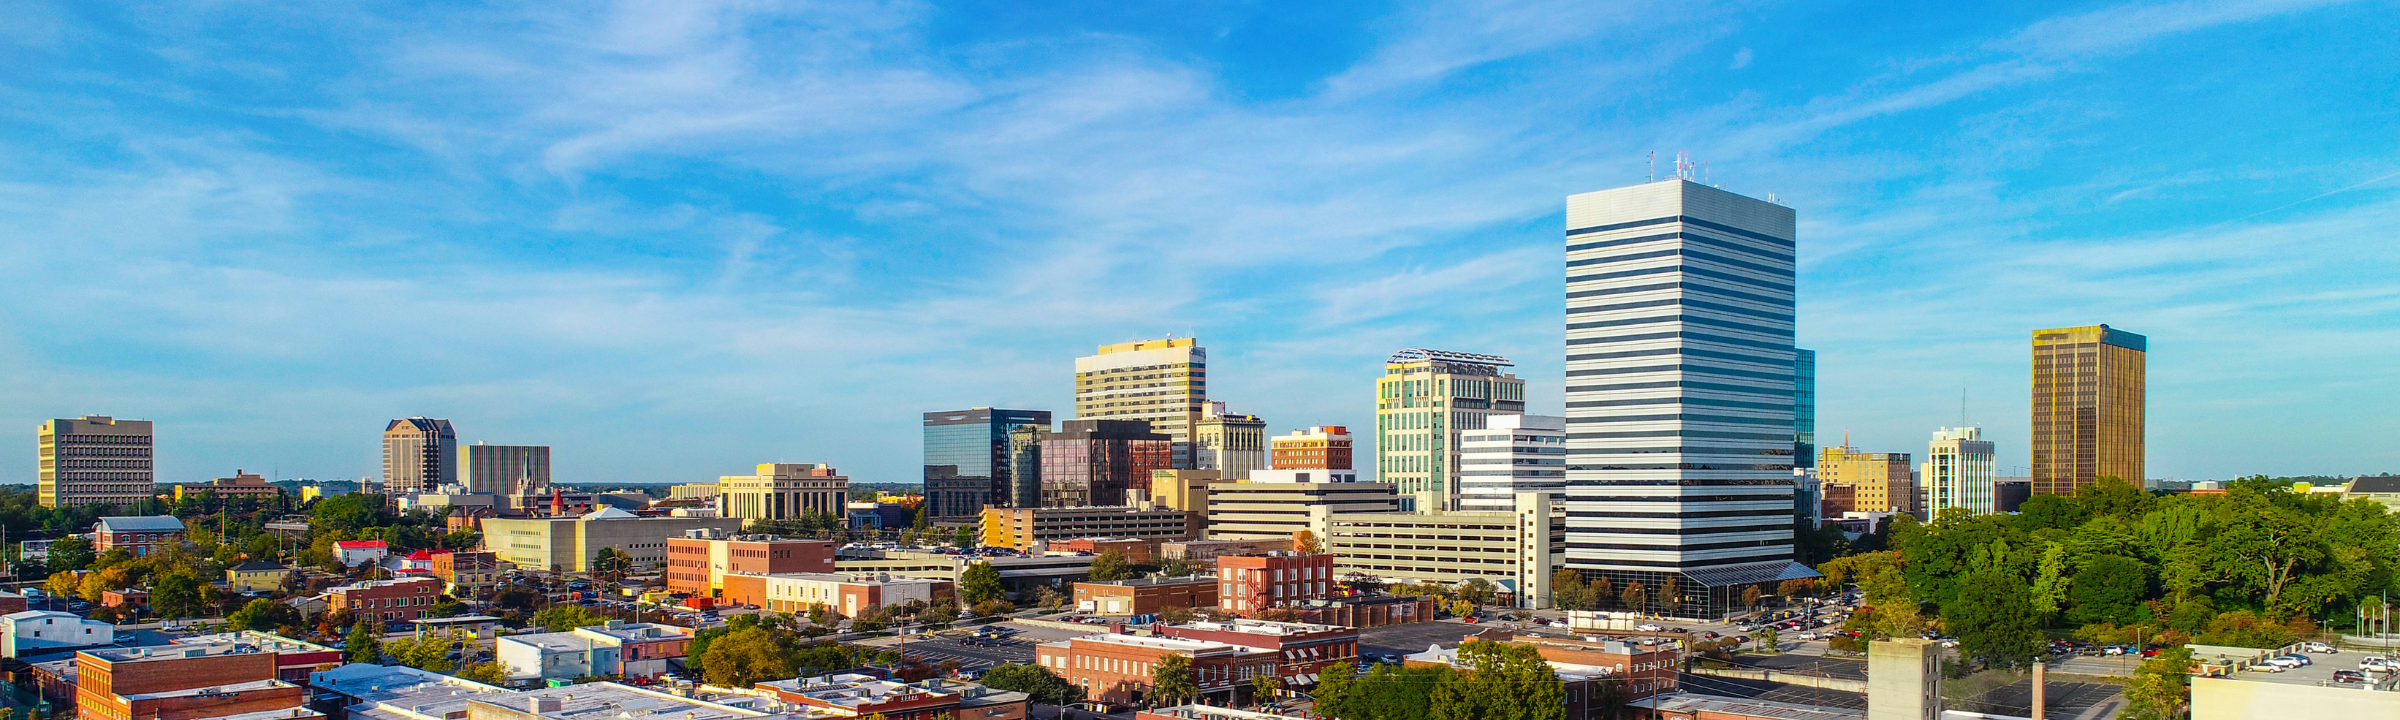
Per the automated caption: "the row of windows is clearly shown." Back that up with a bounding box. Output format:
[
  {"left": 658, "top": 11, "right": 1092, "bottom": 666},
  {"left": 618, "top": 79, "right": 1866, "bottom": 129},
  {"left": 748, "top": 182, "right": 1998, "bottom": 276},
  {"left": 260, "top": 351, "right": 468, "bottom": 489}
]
[
  {"left": 1565, "top": 229, "right": 1792, "bottom": 265},
  {"left": 1567, "top": 346, "right": 1792, "bottom": 369},
  {"left": 1566, "top": 263, "right": 1795, "bottom": 295}
]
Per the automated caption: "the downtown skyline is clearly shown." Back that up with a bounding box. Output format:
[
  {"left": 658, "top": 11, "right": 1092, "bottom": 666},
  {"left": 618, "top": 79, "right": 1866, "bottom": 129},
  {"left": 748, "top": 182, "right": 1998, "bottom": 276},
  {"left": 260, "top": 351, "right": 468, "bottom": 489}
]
[{"left": 3, "top": 1, "right": 2397, "bottom": 486}]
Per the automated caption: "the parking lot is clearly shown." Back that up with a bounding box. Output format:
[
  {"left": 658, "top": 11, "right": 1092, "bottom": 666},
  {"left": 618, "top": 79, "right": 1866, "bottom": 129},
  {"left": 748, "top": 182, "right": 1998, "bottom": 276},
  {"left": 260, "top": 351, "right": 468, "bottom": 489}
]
[{"left": 1357, "top": 619, "right": 1503, "bottom": 659}]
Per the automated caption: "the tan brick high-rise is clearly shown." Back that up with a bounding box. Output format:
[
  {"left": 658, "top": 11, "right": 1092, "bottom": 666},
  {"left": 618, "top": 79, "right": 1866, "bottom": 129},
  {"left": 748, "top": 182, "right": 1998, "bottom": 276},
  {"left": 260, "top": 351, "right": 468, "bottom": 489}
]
[
  {"left": 1075, "top": 338, "right": 1206, "bottom": 469},
  {"left": 2031, "top": 325, "right": 2145, "bottom": 497}
]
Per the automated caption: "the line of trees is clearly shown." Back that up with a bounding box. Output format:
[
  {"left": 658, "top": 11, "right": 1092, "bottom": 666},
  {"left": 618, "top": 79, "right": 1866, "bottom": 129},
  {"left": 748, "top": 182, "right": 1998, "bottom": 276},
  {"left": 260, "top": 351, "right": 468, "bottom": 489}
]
[
  {"left": 1818, "top": 476, "right": 2400, "bottom": 716},
  {"left": 1313, "top": 641, "right": 1570, "bottom": 720}
]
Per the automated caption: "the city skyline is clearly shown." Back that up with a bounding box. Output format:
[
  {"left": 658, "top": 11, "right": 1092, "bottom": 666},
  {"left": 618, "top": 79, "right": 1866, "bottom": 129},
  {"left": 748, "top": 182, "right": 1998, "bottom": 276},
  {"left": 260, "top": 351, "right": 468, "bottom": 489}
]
[{"left": 4, "top": 2, "right": 2397, "bottom": 486}]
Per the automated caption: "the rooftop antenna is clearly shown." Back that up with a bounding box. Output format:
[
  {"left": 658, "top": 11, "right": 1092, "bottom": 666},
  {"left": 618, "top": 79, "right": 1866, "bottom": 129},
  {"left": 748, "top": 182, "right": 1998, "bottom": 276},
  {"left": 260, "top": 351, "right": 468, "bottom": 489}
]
[{"left": 1647, "top": 151, "right": 1655, "bottom": 183}]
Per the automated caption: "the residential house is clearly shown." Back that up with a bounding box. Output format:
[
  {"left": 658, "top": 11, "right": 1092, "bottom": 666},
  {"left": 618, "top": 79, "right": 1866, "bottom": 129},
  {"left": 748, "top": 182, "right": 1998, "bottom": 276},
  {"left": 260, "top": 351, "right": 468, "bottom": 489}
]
[{"left": 228, "top": 561, "right": 295, "bottom": 594}]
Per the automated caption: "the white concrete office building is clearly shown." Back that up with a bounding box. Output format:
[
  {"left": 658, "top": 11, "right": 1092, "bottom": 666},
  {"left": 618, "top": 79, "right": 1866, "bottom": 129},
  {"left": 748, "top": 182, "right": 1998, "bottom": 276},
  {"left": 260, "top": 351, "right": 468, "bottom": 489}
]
[
  {"left": 1562, "top": 179, "right": 1814, "bottom": 618},
  {"left": 1457, "top": 415, "right": 1567, "bottom": 511},
  {"left": 1924, "top": 427, "right": 1997, "bottom": 516}
]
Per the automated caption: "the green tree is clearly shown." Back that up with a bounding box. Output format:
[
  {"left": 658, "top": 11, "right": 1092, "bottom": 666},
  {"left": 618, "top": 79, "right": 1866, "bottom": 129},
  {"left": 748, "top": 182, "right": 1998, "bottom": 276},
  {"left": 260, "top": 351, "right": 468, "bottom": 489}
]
[
  {"left": 1150, "top": 653, "right": 1198, "bottom": 706},
  {"left": 346, "top": 622, "right": 383, "bottom": 664},
  {"left": 228, "top": 598, "right": 298, "bottom": 631},
  {"left": 245, "top": 533, "right": 282, "bottom": 561},
  {"left": 960, "top": 561, "right": 1004, "bottom": 605},
  {"left": 1313, "top": 662, "right": 1360, "bottom": 719},
  {"left": 1760, "top": 626, "right": 1780, "bottom": 652},
  {"left": 700, "top": 627, "right": 791, "bottom": 687},
  {"left": 2029, "top": 542, "right": 2071, "bottom": 624},
  {"left": 456, "top": 662, "right": 509, "bottom": 686},
  {"left": 1088, "top": 550, "right": 1132, "bottom": 582},
  {"left": 533, "top": 605, "right": 607, "bottom": 632},
  {"left": 1251, "top": 675, "right": 1283, "bottom": 707},
  {"left": 2068, "top": 555, "right": 2147, "bottom": 626},
  {"left": 45, "top": 571, "right": 79, "bottom": 601},
  {"left": 1949, "top": 563, "right": 2043, "bottom": 669},
  {"left": 2121, "top": 647, "right": 2194, "bottom": 720},
  {"left": 952, "top": 526, "right": 977, "bottom": 549},
  {"left": 386, "top": 632, "right": 459, "bottom": 673},
  {"left": 1458, "top": 578, "right": 1496, "bottom": 607},
  {"left": 313, "top": 495, "right": 383, "bottom": 534},
  {"left": 1619, "top": 583, "right": 1646, "bottom": 613},
  {"left": 1161, "top": 557, "right": 1199, "bottom": 578},
  {"left": 1550, "top": 569, "right": 1588, "bottom": 612},
  {"left": 1429, "top": 641, "right": 1564, "bottom": 720},
  {"left": 1356, "top": 665, "right": 1447, "bottom": 720},
  {"left": 981, "top": 663, "right": 1083, "bottom": 706},
  {"left": 47, "top": 536, "right": 94, "bottom": 573},
  {"left": 155, "top": 572, "right": 203, "bottom": 620}
]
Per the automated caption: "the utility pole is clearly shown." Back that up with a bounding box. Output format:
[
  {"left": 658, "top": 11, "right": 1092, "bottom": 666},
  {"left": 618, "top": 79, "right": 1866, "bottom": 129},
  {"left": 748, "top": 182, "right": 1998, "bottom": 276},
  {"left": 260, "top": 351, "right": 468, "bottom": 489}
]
[{"left": 2032, "top": 656, "right": 2046, "bottom": 719}]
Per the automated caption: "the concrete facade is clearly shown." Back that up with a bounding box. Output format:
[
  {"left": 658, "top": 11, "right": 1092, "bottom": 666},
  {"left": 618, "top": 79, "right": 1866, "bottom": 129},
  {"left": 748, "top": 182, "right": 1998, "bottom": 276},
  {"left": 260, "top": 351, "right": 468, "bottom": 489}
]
[
  {"left": 40, "top": 415, "right": 154, "bottom": 509},
  {"left": 718, "top": 463, "right": 848, "bottom": 522},
  {"left": 1325, "top": 491, "right": 1564, "bottom": 608},
  {"left": 382, "top": 418, "right": 458, "bottom": 496},
  {"left": 1865, "top": 639, "right": 1939, "bottom": 720},
  {"left": 1455, "top": 414, "right": 1566, "bottom": 511},
  {"left": 1075, "top": 338, "right": 1207, "bottom": 469},
  {"left": 481, "top": 509, "right": 743, "bottom": 572},
  {"left": 1923, "top": 427, "right": 1996, "bottom": 516},
  {"left": 460, "top": 444, "right": 550, "bottom": 496},
  {"left": 1376, "top": 350, "right": 1525, "bottom": 511},
  {"left": 662, "top": 530, "right": 837, "bottom": 598},
  {"left": 1201, "top": 477, "right": 1398, "bottom": 542}
]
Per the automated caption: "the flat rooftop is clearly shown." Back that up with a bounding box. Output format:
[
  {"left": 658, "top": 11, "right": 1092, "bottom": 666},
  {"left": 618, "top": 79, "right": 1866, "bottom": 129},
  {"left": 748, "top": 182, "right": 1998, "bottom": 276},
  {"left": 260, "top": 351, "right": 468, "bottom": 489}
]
[
  {"left": 82, "top": 642, "right": 269, "bottom": 663},
  {"left": 1081, "top": 576, "right": 1217, "bottom": 588},
  {"left": 1637, "top": 693, "right": 1866, "bottom": 720},
  {"left": 1170, "top": 619, "right": 1343, "bottom": 636},
  {"left": 472, "top": 682, "right": 770, "bottom": 720},
  {"left": 1053, "top": 633, "right": 1264, "bottom": 657},
  {"left": 310, "top": 663, "right": 510, "bottom": 720},
  {"left": 759, "top": 673, "right": 951, "bottom": 710},
  {"left": 173, "top": 632, "right": 337, "bottom": 654},
  {"left": 122, "top": 679, "right": 293, "bottom": 701},
  {"left": 189, "top": 708, "right": 324, "bottom": 720}
]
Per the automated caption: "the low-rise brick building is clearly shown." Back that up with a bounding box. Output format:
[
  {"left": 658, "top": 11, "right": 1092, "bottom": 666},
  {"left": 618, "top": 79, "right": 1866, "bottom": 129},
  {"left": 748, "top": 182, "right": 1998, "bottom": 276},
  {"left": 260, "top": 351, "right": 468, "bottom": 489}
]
[
  {"left": 1214, "top": 552, "right": 1334, "bottom": 616},
  {"left": 327, "top": 578, "right": 442, "bottom": 623},
  {"left": 76, "top": 643, "right": 283, "bottom": 720},
  {"left": 94, "top": 516, "right": 185, "bottom": 557},
  {"left": 663, "top": 530, "right": 837, "bottom": 599},
  {"left": 1033, "top": 633, "right": 1279, "bottom": 709},
  {"left": 755, "top": 674, "right": 960, "bottom": 720},
  {"left": 1295, "top": 594, "right": 1437, "bottom": 628},
  {"left": 1073, "top": 576, "right": 1218, "bottom": 616},
  {"left": 1405, "top": 631, "right": 1681, "bottom": 717},
  {"left": 1156, "top": 619, "right": 1357, "bottom": 689},
  {"left": 720, "top": 572, "right": 952, "bottom": 618}
]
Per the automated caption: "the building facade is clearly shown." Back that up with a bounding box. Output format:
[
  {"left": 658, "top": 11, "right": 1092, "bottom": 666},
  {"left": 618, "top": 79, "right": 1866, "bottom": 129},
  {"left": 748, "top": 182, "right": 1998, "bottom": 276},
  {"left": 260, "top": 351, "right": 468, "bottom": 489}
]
[
  {"left": 1455, "top": 415, "right": 1566, "bottom": 511},
  {"left": 328, "top": 577, "right": 443, "bottom": 623},
  {"left": 978, "top": 507, "right": 1197, "bottom": 552},
  {"left": 1561, "top": 179, "right": 1809, "bottom": 618},
  {"left": 1215, "top": 552, "right": 1334, "bottom": 616},
  {"left": 1156, "top": 619, "right": 1357, "bottom": 690},
  {"left": 1924, "top": 426, "right": 1996, "bottom": 516},
  {"left": 482, "top": 509, "right": 744, "bottom": 572},
  {"left": 1, "top": 611, "right": 112, "bottom": 657},
  {"left": 1192, "top": 403, "right": 1267, "bottom": 480},
  {"left": 1375, "top": 349, "right": 1525, "bottom": 511},
  {"left": 1033, "top": 634, "right": 1278, "bottom": 708},
  {"left": 1268, "top": 426, "right": 1352, "bottom": 470},
  {"left": 460, "top": 443, "right": 550, "bottom": 496},
  {"left": 428, "top": 550, "right": 503, "bottom": 599},
  {"left": 174, "top": 470, "right": 280, "bottom": 504},
  {"left": 924, "top": 408, "right": 1053, "bottom": 518},
  {"left": 662, "top": 530, "right": 838, "bottom": 598},
  {"left": 1818, "top": 444, "right": 1917, "bottom": 516},
  {"left": 1075, "top": 338, "right": 1207, "bottom": 469},
  {"left": 1038, "top": 420, "right": 1172, "bottom": 508},
  {"left": 721, "top": 572, "right": 952, "bottom": 618},
  {"left": 1325, "top": 492, "right": 1564, "bottom": 608},
  {"left": 94, "top": 516, "right": 184, "bottom": 556},
  {"left": 2031, "top": 324, "right": 2146, "bottom": 497},
  {"left": 497, "top": 622, "right": 693, "bottom": 682},
  {"left": 1794, "top": 349, "right": 1816, "bottom": 467},
  {"left": 39, "top": 415, "right": 154, "bottom": 509},
  {"left": 382, "top": 418, "right": 458, "bottom": 495},
  {"left": 718, "top": 463, "right": 849, "bottom": 522},
  {"left": 1074, "top": 576, "right": 1218, "bottom": 616},
  {"left": 1201, "top": 475, "right": 1399, "bottom": 541}
]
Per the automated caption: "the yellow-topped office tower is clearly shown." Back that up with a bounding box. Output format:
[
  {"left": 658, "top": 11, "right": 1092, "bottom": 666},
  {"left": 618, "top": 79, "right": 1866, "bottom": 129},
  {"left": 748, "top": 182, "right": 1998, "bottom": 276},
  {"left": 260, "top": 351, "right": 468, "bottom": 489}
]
[
  {"left": 1075, "top": 338, "right": 1207, "bottom": 468},
  {"left": 2031, "top": 325, "right": 2146, "bottom": 497}
]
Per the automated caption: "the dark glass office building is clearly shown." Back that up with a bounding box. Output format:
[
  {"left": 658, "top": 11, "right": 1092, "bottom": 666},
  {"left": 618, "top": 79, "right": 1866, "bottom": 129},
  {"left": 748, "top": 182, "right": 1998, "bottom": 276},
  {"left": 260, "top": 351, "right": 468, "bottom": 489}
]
[
  {"left": 1039, "top": 419, "right": 1172, "bottom": 508},
  {"left": 923, "top": 408, "right": 1053, "bottom": 518}
]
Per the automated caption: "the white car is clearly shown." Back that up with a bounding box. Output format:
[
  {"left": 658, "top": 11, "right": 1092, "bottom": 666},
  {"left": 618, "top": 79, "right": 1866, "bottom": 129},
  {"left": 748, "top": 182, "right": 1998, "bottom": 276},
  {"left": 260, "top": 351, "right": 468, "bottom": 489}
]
[
  {"left": 2263, "top": 656, "right": 2303, "bottom": 669},
  {"left": 2361, "top": 656, "right": 2395, "bottom": 672},
  {"left": 2302, "top": 642, "right": 2337, "bottom": 654},
  {"left": 1636, "top": 624, "right": 1665, "bottom": 632}
]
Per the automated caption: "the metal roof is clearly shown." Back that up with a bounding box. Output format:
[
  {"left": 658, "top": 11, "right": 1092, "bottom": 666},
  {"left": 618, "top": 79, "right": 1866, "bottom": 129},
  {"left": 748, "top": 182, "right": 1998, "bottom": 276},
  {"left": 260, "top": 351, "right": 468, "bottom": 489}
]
[
  {"left": 1386, "top": 348, "right": 1513, "bottom": 367},
  {"left": 95, "top": 516, "right": 185, "bottom": 532}
]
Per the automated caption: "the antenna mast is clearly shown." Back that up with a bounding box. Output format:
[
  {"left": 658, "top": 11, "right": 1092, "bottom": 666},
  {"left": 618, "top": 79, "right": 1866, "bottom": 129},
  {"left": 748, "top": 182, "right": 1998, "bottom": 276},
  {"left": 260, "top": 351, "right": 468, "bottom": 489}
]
[{"left": 1647, "top": 151, "right": 1655, "bottom": 183}]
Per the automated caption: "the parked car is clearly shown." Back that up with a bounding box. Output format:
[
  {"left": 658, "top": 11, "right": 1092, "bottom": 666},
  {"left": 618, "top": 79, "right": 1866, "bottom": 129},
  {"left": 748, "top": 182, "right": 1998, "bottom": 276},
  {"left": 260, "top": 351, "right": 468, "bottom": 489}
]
[
  {"left": 1700, "top": 631, "right": 1720, "bottom": 639},
  {"left": 2334, "top": 670, "right": 2368, "bottom": 683},
  {"left": 2302, "top": 642, "right": 2337, "bottom": 654},
  {"left": 2360, "top": 656, "right": 2394, "bottom": 672},
  {"left": 2103, "top": 646, "right": 2126, "bottom": 656},
  {"left": 1636, "top": 624, "right": 1664, "bottom": 632},
  {"left": 2263, "top": 656, "right": 2302, "bottom": 669}
]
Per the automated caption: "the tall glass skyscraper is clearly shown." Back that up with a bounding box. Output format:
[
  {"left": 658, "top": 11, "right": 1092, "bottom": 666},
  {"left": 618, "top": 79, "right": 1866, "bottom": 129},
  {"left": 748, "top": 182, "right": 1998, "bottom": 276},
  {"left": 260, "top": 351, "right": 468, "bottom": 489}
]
[
  {"left": 923, "top": 408, "right": 1053, "bottom": 518},
  {"left": 1562, "top": 179, "right": 1815, "bottom": 618}
]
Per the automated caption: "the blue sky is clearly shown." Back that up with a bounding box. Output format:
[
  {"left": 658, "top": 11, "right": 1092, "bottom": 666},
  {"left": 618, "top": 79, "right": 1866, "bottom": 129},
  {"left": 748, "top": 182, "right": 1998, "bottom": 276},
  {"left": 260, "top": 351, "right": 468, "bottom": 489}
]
[{"left": 2, "top": 0, "right": 2395, "bottom": 487}]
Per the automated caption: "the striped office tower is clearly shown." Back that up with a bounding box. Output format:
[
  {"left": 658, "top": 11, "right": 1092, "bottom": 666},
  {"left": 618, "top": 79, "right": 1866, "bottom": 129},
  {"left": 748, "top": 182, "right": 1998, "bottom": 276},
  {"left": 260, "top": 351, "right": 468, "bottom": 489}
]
[{"left": 1562, "top": 179, "right": 1818, "bottom": 619}]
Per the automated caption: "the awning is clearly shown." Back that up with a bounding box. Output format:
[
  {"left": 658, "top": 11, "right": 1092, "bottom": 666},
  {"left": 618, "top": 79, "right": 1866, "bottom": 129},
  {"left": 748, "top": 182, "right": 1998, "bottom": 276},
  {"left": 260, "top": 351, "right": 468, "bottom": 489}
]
[{"left": 1678, "top": 561, "right": 1823, "bottom": 588}]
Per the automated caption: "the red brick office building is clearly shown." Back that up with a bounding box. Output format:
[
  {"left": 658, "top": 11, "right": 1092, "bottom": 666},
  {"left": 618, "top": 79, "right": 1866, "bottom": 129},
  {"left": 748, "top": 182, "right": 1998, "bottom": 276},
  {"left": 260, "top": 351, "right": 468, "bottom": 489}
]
[{"left": 1215, "top": 552, "right": 1335, "bottom": 616}]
